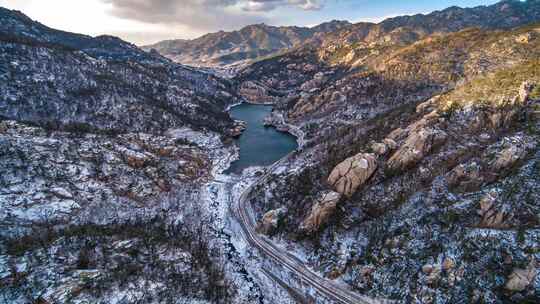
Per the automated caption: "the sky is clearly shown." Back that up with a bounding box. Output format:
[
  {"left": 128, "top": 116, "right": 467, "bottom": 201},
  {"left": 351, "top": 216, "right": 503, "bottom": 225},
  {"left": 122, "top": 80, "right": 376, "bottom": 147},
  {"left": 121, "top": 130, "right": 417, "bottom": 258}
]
[{"left": 0, "top": 0, "right": 501, "bottom": 45}]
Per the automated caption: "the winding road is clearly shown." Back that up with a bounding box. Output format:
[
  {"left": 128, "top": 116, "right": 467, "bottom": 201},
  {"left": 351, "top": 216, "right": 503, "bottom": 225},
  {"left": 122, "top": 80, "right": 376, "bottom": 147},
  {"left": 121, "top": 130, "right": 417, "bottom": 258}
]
[{"left": 231, "top": 159, "right": 390, "bottom": 304}]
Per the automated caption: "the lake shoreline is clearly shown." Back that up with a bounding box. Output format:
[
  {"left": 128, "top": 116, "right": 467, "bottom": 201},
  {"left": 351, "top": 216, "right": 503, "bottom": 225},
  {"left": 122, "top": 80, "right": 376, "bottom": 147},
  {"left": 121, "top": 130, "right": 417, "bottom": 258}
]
[{"left": 225, "top": 103, "right": 299, "bottom": 174}]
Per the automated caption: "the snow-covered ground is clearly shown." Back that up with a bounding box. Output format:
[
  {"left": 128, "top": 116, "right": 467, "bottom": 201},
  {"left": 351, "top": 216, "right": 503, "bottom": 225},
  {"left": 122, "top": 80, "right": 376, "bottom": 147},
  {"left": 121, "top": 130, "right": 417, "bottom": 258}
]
[{"left": 198, "top": 129, "right": 299, "bottom": 304}]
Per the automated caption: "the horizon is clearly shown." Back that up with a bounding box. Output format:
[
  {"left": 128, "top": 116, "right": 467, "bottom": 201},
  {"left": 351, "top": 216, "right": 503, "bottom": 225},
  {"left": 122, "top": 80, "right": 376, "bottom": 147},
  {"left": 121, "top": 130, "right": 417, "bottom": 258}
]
[{"left": 0, "top": 0, "right": 500, "bottom": 45}]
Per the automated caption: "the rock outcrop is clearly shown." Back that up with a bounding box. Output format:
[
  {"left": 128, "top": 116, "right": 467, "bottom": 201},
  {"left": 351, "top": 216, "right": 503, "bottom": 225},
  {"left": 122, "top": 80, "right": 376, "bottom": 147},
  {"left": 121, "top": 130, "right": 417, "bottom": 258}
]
[
  {"left": 505, "top": 260, "right": 537, "bottom": 292},
  {"left": 477, "top": 192, "right": 512, "bottom": 229},
  {"left": 257, "top": 208, "right": 286, "bottom": 235},
  {"left": 371, "top": 142, "right": 388, "bottom": 155},
  {"left": 328, "top": 153, "right": 378, "bottom": 197},
  {"left": 300, "top": 72, "right": 328, "bottom": 93},
  {"left": 371, "top": 138, "right": 398, "bottom": 156},
  {"left": 518, "top": 81, "right": 536, "bottom": 103},
  {"left": 491, "top": 142, "right": 529, "bottom": 171},
  {"left": 229, "top": 120, "right": 247, "bottom": 137},
  {"left": 300, "top": 191, "right": 342, "bottom": 233},
  {"left": 387, "top": 128, "right": 447, "bottom": 173},
  {"left": 239, "top": 81, "right": 278, "bottom": 104},
  {"left": 446, "top": 161, "right": 484, "bottom": 191}
]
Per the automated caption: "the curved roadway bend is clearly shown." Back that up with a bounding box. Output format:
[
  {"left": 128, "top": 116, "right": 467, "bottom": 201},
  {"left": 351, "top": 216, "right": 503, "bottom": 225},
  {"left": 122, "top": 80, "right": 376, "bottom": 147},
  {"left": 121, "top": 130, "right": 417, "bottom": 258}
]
[{"left": 232, "top": 158, "right": 392, "bottom": 304}]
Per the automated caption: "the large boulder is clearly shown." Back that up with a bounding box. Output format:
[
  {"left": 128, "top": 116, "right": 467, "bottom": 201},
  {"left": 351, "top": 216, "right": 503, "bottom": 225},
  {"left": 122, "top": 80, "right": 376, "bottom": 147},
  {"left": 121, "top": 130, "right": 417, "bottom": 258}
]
[
  {"left": 371, "top": 142, "right": 388, "bottom": 155},
  {"left": 371, "top": 138, "right": 398, "bottom": 156},
  {"left": 229, "top": 120, "right": 247, "bottom": 137},
  {"left": 477, "top": 192, "right": 511, "bottom": 229},
  {"left": 488, "top": 108, "right": 520, "bottom": 130},
  {"left": 256, "top": 208, "right": 286, "bottom": 235},
  {"left": 505, "top": 260, "right": 537, "bottom": 292},
  {"left": 387, "top": 128, "right": 447, "bottom": 173},
  {"left": 328, "top": 153, "right": 378, "bottom": 197},
  {"left": 491, "top": 143, "right": 529, "bottom": 171},
  {"left": 300, "top": 191, "right": 342, "bottom": 233},
  {"left": 446, "top": 161, "right": 484, "bottom": 191},
  {"left": 118, "top": 148, "right": 154, "bottom": 169},
  {"left": 300, "top": 72, "right": 327, "bottom": 92}
]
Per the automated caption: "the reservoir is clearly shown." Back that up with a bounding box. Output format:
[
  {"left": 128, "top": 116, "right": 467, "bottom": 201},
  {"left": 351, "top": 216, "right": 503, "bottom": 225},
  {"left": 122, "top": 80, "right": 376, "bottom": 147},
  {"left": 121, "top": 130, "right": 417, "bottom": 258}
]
[{"left": 225, "top": 103, "right": 298, "bottom": 174}]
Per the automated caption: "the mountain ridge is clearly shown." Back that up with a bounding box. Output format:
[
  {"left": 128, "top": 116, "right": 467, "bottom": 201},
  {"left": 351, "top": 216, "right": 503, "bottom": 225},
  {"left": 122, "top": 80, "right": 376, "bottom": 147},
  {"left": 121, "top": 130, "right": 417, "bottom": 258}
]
[
  {"left": 142, "top": 20, "right": 352, "bottom": 68},
  {"left": 145, "top": 0, "right": 540, "bottom": 68},
  {"left": 0, "top": 6, "right": 240, "bottom": 135},
  {"left": 241, "top": 20, "right": 540, "bottom": 303}
]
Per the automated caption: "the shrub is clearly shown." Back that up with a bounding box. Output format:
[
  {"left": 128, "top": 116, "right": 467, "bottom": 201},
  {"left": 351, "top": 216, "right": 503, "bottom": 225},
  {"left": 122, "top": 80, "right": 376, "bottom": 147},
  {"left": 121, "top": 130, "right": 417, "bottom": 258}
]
[
  {"left": 438, "top": 60, "right": 540, "bottom": 110},
  {"left": 530, "top": 85, "right": 540, "bottom": 100}
]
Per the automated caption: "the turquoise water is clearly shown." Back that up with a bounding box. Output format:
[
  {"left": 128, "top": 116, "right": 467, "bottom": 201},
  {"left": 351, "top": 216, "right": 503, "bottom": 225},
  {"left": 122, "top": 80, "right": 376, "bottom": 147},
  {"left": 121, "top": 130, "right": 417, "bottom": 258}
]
[{"left": 225, "top": 103, "right": 298, "bottom": 174}]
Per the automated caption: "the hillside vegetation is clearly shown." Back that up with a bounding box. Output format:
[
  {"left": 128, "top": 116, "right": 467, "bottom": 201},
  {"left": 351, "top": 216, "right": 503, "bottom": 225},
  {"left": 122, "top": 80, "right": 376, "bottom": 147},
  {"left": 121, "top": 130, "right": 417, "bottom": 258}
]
[{"left": 239, "top": 4, "right": 540, "bottom": 303}]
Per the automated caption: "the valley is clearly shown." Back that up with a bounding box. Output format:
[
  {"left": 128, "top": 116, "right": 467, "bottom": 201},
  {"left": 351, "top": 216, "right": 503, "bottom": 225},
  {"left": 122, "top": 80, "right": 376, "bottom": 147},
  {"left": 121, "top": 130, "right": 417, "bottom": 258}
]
[{"left": 1, "top": 1, "right": 539, "bottom": 303}]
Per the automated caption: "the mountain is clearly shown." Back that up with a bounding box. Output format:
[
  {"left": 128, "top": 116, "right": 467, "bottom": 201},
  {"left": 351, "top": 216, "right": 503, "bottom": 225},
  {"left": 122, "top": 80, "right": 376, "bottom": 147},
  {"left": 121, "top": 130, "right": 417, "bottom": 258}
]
[
  {"left": 0, "top": 7, "right": 254, "bottom": 304},
  {"left": 237, "top": 0, "right": 540, "bottom": 113},
  {"left": 250, "top": 55, "right": 539, "bottom": 303},
  {"left": 1, "top": 1, "right": 540, "bottom": 304},
  {"left": 0, "top": 7, "right": 240, "bottom": 135},
  {"left": 233, "top": 1, "right": 540, "bottom": 303},
  {"left": 308, "top": 0, "right": 540, "bottom": 60},
  {"left": 144, "top": 0, "right": 540, "bottom": 69},
  {"left": 142, "top": 20, "right": 351, "bottom": 68}
]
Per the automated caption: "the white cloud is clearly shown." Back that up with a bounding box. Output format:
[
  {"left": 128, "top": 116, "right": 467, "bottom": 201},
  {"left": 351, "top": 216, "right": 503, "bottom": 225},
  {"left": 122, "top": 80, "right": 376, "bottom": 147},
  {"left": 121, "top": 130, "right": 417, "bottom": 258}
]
[
  {"left": 102, "top": 0, "right": 268, "bottom": 33},
  {"left": 242, "top": 0, "right": 323, "bottom": 12},
  {"left": 0, "top": 0, "right": 215, "bottom": 44},
  {"left": 0, "top": 0, "right": 326, "bottom": 44},
  {"left": 102, "top": 0, "right": 324, "bottom": 26}
]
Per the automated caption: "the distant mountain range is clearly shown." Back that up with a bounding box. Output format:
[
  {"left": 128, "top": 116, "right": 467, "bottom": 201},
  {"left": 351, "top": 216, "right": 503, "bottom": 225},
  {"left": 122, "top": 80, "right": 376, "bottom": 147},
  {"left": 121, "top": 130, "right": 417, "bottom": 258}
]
[
  {"left": 144, "top": 0, "right": 540, "bottom": 68},
  {"left": 142, "top": 20, "right": 352, "bottom": 68}
]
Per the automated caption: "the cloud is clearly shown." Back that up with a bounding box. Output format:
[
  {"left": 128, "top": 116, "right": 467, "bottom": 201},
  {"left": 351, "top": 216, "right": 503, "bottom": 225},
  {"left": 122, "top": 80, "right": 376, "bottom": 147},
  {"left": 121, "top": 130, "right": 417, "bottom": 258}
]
[
  {"left": 102, "top": 0, "right": 256, "bottom": 31},
  {"left": 102, "top": 0, "right": 324, "bottom": 31},
  {"left": 242, "top": 0, "right": 323, "bottom": 12}
]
